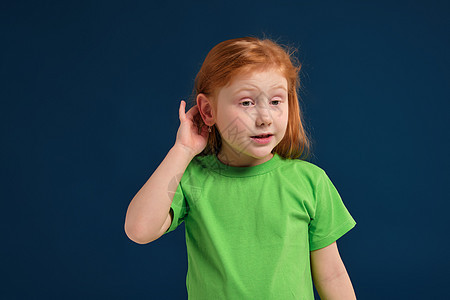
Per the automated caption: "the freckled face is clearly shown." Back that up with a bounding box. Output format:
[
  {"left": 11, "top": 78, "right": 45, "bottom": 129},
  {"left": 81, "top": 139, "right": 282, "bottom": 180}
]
[{"left": 214, "top": 69, "right": 289, "bottom": 167}]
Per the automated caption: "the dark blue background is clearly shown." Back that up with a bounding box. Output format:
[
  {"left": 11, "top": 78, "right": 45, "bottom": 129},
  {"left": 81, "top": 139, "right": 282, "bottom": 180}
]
[{"left": 2, "top": 0, "right": 449, "bottom": 299}]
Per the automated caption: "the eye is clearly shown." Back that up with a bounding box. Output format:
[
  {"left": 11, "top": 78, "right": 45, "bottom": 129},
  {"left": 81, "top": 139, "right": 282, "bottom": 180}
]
[
  {"left": 240, "top": 100, "right": 254, "bottom": 107},
  {"left": 270, "top": 99, "right": 282, "bottom": 105}
]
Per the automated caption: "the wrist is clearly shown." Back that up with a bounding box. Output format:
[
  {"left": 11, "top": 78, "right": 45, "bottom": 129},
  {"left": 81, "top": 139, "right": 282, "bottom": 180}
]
[{"left": 172, "top": 143, "right": 197, "bottom": 160}]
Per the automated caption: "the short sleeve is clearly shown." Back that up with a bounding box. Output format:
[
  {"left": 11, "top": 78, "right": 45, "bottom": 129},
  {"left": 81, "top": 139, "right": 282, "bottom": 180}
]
[
  {"left": 164, "top": 180, "right": 189, "bottom": 235},
  {"left": 308, "top": 171, "right": 356, "bottom": 251}
]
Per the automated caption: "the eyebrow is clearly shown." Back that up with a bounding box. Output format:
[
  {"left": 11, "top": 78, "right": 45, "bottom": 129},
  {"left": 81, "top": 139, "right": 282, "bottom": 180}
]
[{"left": 234, "top": 84, "right": 287, "bottom": 94}]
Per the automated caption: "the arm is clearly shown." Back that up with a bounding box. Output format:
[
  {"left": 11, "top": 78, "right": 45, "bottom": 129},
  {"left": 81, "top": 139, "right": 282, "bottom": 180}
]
[
  {"left": 310, "top": 242, "right": 356, "bottom": 300},
  {"left": 124, "top": 144, "right": 194, "bottom": 244},
  {"left": 124, "top": 101, "right": 209, "bottom": 244}
]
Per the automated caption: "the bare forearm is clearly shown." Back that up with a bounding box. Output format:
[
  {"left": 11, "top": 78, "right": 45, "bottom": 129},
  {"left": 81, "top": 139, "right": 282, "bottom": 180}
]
[
  {"left": 314, "top": 269, "right": 356, "bottom": 300},
  {"left": 124, "top": 144, "right": 194, "bottom": 243},
  {"left": 310, "top": 242, "right": 356, "bottom": 299}
]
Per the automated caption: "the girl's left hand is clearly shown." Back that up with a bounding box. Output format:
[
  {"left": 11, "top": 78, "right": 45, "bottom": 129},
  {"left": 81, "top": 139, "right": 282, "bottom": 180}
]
[{"left": 174, "top": 100, "right": 209, "bottom": 156}]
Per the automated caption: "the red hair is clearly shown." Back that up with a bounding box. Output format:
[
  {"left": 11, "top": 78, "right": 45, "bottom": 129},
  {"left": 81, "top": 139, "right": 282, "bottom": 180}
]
[{"left": 189, "top": 36, "right": 311, "bottom": 160}]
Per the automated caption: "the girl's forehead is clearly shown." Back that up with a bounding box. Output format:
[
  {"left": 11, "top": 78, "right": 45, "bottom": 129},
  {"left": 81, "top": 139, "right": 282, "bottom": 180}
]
[
  {"left": 234, "top": 67, "right": 284, "bottom": 80},
  {"left": 227, "top": 69, "right": 287, "bottom": 90}
]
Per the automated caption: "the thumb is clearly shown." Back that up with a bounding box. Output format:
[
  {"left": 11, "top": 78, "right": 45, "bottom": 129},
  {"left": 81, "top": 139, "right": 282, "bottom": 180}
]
[{"left": 179, "top": 100, "right": 186, "bottom": 122}]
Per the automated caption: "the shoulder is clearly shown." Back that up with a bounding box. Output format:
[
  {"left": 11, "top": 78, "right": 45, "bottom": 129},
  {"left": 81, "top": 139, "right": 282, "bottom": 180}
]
[
  {"left": 189, "top": 154, "right": 216, "bottom": 172},
  {"left": 277, "top": 157, "right": 326, "bottom": 182},
  {"left": 180, "top": 154, "right": 216, "bottom": 181}
]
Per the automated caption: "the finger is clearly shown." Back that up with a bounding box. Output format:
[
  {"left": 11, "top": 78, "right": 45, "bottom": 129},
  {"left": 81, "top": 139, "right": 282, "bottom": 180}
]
[
  {"left": 179, "top": 100, "right": 186, "bottom": 122},
  {"left": 185, "top": 104, "right": 199, "bottom": 120},
  {"left": 199, "top": 122, "right": 210, "bottom": 139}
]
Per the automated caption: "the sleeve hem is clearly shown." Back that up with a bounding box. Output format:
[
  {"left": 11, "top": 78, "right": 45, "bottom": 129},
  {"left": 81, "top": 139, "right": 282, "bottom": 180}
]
[
  {"left": 164, "top": 208, "right": 178, "bottom": 235},
  {"left": 309, "top": 219, "right": 356, "bottom": 251}
]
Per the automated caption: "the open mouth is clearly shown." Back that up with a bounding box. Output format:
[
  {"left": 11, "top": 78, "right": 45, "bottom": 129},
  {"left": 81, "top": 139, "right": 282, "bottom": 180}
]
[{"left": 251, "top": 134, "right": 273, "bottom": 138}]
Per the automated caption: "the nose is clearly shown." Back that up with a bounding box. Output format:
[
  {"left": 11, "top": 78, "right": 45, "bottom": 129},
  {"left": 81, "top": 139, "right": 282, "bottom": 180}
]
[{"left": 255, "top": 104, "right": 272, "bottom": 127}]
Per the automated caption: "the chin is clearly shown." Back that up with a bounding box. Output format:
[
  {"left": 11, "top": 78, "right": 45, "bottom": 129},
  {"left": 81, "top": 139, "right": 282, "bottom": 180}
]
[{"left": 246, "top": 148, "right": 275, "bottom": 159}]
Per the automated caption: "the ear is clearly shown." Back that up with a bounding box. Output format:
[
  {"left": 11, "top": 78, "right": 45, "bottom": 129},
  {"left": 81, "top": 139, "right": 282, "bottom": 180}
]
[{"left": 197, "top": 93, "right": 215, "bottom": 126}]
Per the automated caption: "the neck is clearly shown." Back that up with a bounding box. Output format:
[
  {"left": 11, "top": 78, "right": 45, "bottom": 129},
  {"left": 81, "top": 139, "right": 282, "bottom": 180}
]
[{"left": 217, "top": 146, "right": 274, "bottom": 167}]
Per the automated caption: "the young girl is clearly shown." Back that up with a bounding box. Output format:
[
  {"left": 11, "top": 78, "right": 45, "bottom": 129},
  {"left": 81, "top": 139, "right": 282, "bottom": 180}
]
[{"left": 125, "top": 37, "right": 357, "bottom": 299}]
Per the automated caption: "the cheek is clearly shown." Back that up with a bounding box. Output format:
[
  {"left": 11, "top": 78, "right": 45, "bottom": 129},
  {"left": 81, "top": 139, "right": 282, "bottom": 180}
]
[
  {"left": 216, "top": 111, "right": 236, "bottom": 131},
  {"left": 274, "top": 105, "right": 289, "bottom": 125},
  {"left": 283, "top": 113, "right": 289, "bottom": 130},
  {"left": 217, "top": 113, "right": 252, "bottom": 141},
  {"left": 216, "top": 110, "right": 234, "bottom": 130},
  {"left": 283, "top": 109, "right": 289, "bottom": 125},
  {"left": 217, "top": 105, "right": 247, "bottom": 126},
  {"left": 274, "top": 111, "right": 289, "bottom": 136}
]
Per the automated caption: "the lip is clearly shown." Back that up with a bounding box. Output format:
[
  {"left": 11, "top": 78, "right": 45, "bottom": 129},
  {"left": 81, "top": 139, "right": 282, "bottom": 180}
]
[
  {"left": 250, "top": 135, "right": 273, "bottom": 144},
  {"left": 250, "top": 132, "right": 273, "bottom": 138}
]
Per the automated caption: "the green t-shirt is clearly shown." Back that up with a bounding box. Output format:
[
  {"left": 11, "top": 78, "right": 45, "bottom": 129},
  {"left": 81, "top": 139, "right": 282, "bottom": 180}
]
[{"left": 164, "top": 153, "right": 356, "bottom": 299}]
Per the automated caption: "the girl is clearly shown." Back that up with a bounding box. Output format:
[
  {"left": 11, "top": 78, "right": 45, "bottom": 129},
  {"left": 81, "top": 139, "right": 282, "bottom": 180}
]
[{"left": 124, "top": 37, "right": 357, "bottom": 299}]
